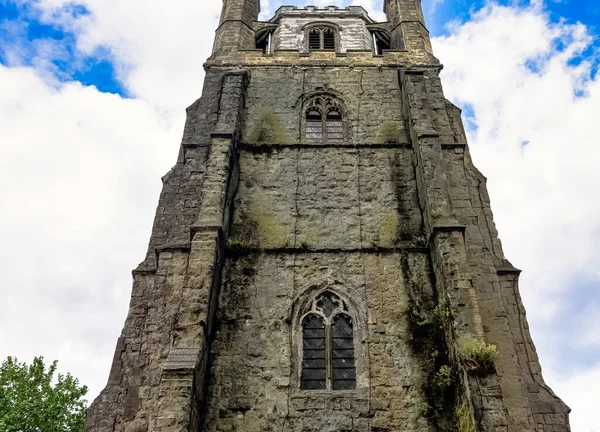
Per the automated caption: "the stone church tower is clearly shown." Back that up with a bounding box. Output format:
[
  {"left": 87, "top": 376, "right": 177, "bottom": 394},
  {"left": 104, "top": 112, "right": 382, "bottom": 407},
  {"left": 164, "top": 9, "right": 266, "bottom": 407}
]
[{"left": 86, "top": 1, "right": 571, "bottom": 431}]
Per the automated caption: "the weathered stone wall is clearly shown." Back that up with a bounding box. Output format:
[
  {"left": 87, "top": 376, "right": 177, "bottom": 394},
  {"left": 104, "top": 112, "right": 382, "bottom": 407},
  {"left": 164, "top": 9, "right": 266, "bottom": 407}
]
[
  {"left": 445, "top": 146, "right": 571, "bottom": 431},
  {"left": 203, "top": 251, "right": 433, "bottom": 432},
  {"left": 86, "top": 2, "right": 571, "bottom": 432},
  {"left": 242, "top": 68, "right": 408, "bottom": 145},
  {"left": 200, "top": 146, "right": 427, "bottom": 432}
]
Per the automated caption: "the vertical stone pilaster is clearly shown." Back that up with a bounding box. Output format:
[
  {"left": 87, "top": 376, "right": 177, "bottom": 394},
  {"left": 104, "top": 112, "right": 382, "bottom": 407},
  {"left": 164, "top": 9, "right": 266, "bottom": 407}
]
[
  {"left": 400, "top": 69, "right": 510, "bottom": 430},
  {"left": 384, "top": 0, "right": 432, "bottom": 53},
  {"left": 400, "top": 69, "right": 484, "bottom": 339},
  {"left": 154, "top": 71, "right": 249, "bottom": 432},
  {"left": 213, "top": 0, "right": 260, "bottom": 54}
]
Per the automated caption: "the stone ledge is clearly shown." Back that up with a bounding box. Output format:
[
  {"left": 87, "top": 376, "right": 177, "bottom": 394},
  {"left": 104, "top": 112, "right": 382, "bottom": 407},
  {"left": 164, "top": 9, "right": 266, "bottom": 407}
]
[
  {"left": 227, "top": 246, "right": 430, "bottom": 256},
  {"left": 239, "top": 142, "right": 412, "bottom": 151},
  {"left": 416, "top": 130, "right": 440, "bottom": 139},
  {"left": 182, "top": 143, "right": 211, "bottom": 149},
  {"left": 431, "top": 224, "right": 467, "bottom": 233},
  {"left": 190, "top": 224, "right": 223, "bottom": 234},
  {"left": 163, "top": 347, "right": 202, "bottom": 372},
  {"left": 427, "top": 224, "right": 467, "bottom": 245},
  {"left": 441, "top": 143, "right": 467, "bottom": 149}
]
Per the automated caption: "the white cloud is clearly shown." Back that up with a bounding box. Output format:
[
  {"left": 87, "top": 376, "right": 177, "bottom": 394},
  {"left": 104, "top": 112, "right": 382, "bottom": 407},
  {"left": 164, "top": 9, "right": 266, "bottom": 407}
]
[
  {"left": 36, "top": 0, "right": 222, "bottom": 113},
  {"left": 434, "top": 3, "right": 600, "bottom": 430},
  {"left": 0, "top": 64, "right": 180, "bottom": 398},
  {"left": 1, "top": 0, "right": 223, "bottom": 403},
  {"left": 548, "top": 365, "right": 600, "bottom": 432},
  {"left": 350, "top": 0, "right": 386, "bottom": 21}
]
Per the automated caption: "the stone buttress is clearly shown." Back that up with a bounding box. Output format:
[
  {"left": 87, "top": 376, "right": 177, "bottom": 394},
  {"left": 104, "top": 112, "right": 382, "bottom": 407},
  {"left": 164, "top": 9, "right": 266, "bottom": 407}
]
[{"left": 86, "top": 1, "right": 571, "bottom": 431}]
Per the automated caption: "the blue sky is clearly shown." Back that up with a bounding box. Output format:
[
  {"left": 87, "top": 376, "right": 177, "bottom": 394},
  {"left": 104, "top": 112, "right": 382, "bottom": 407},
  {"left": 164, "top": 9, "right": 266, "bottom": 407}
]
[
  {"left": 1, "top": 0, "right": 599, "bottom": 431},
  {"left": 427, "top": 0, "right": 600, "bottom": 36},
  {"left": 0, "top": 1, "right": 124, "bottom": 94},
  {"left": 2, "top": 0, "right": 598, "bottom": 94}
]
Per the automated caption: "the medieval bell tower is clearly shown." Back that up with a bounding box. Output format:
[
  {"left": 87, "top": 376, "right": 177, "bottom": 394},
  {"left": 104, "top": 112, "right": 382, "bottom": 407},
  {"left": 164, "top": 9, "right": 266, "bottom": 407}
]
[{"left": 86, "top": 1, "right": 571, "bottom": 431}]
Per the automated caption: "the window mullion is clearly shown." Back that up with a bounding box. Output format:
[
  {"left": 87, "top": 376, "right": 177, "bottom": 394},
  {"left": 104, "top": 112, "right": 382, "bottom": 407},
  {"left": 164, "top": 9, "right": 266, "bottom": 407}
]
[
  {"left": 320, "top": 30, "right": 324, "bottom": 50},
  {"left": 322, "top": 111, "right": 327, "bottom": 144},
  {"left": 326, "top": 319, "right": 332, "bottom": 390}
]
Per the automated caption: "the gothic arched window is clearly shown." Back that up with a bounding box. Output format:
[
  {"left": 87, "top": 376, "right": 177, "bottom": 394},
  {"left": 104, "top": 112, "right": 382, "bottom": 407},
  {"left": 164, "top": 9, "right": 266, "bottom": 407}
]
[
  {"left": 305, "top": 97, "right": 344, "bottom": 144},
  {"left": 308, "top": 27, "right": 337, "bottom": 51},
  {"left": 301, "top": 291, "right": 356, "bottom": 391}
]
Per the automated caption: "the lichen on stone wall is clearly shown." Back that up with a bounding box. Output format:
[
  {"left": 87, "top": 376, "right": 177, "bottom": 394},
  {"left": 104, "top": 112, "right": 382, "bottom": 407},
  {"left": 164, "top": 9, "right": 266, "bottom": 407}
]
[
  {"left": 378, "top": 211, "right": 399, "bottom": 247},
  {"left": 375, "top": 121, "right": 403, "bottom": 144},
  {"left": 229, "top": 205, "right": 290, "bottom": 250},
  {"left": 244, "top": 107, "right": 288, "bottom": 146},
  {"left": 251, "top": 206, "right": 290, "bottom": 248}
]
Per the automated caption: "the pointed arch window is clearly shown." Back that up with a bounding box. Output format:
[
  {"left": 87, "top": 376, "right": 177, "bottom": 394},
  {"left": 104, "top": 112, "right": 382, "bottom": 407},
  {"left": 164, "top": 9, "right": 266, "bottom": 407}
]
[
  {"left": 301, "top": 291, "right": 356, "bottom": 391},
  {"left": 308, "top": 27, "right": 337, "bottom": 51},
  {"left": 305, "top": 97, "right": 344, "bottom": 144}
]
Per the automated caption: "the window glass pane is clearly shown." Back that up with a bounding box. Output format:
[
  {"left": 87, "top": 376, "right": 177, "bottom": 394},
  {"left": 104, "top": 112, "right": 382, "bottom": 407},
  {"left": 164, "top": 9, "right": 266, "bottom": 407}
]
[
  {"left": 331, "top": 314, "right": 356, "bottom": 390},
  {"left": 326, "top": 120, "right": 344, "bottom": 143},
  {"left": 306, "top": 120, "right": 323, "bottom": 142},
  {"left": 301, "top": 314, "right": 326, "bottom": 390},
  {"left": 326, "top": 109, "right": 343, "bottom": 143},
  {"left": 306, "top": 109, "right": 323, "bottom": 143}
]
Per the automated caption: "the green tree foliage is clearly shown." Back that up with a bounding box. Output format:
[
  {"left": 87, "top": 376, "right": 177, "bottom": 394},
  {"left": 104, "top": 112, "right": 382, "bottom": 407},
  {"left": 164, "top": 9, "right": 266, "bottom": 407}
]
[{"left": 0, "top": 356, "right": 88, "bottom": 432}]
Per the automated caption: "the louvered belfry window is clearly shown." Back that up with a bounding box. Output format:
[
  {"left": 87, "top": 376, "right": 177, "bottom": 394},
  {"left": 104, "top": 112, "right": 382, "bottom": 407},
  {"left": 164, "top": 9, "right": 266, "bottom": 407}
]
[
  {"left": 308, "top": 27, "right": 337, "bottom": 51},
  {"left": 305, "top": 97, "right": 344, "bottom": 144},
  {"left": 301, "top": 292, "right": 356, "bottom": 391}
]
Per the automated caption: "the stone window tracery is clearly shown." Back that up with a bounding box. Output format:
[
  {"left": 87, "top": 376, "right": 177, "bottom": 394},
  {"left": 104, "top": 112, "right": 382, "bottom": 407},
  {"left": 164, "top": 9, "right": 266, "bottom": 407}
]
[
  {"left": 305, "top": 97, "right": 344, "bottom": 144},
  {"left": 307, "top": 27, "right": 337, "bottom": 51},
  {"left": 300, "top": 291, "right": 356, "bottom": 391}
]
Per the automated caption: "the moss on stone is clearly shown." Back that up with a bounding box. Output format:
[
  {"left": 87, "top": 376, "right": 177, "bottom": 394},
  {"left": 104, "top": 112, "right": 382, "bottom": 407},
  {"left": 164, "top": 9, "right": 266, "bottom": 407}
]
[
  {"left": 251, "top": 206, "right": 289, "bottom": 248},
  {"left": 245, "top": 108, "right": 287, "bottom": 146},
  {"left": 378, "top": 212, "right": 399, "bottom": 247},
  {"left": 376, "top": 121, "right": 402, "bottom": 144},
  {"left": 226, "top": 238, "right": 254, "bottom": 255}
]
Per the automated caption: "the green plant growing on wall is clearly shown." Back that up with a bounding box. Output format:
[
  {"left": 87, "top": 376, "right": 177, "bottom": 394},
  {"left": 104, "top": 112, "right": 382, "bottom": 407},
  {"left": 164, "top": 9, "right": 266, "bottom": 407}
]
[
  {"left": 417, "top": 400, "right": 433, "bottom": 419},
  {"left": 246, "top": 108, "right": 287, "bottom": 147},
  {"left": 433, "top": 365, "right": 454, "bottom": 392},
  {"left": 456, "top": 400, "right": 476, "bottom": 432},
  {"left": 226, "top": 238, "right": 254, "bottom": 255},
  {"left": 458, "top": 336, "right": 499, "bottom": 374},
  {"left": 433, "top": 302, "right": 451, "bottom": 325},
  {"left": 376, "top": 121, "right": 402, "bottom": 144},
  {"left": 409, "top": 305, "right": 433, "bottom": 328},
  {"left": 405, "top": 299, "right": 457, "bottom": 429}
]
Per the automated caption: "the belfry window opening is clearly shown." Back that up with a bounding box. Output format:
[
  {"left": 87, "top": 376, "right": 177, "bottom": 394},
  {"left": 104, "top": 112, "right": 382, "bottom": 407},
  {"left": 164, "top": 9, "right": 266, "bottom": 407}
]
[
  {"left": 301, "top": 291, "right": 356, "bottom": 391},
  {"left": 308, "top": 27, "right": 337, "bottom": 51},
  {"left": 256, "top": 31, "right": 273, "bottom": 54},
  {"left": 370, "top": 30, "right": 390, "bottom": 56}
]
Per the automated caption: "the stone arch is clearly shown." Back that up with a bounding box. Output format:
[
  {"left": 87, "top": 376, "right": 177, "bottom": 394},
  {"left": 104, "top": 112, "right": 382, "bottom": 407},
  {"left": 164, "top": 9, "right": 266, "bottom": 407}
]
[
  {"left": 291, "top": 287, "right": 369, "bottom": 393},
  {"left": 255, "top": 25, "right": 277, "bottom": 54},
  {"left": 302, "top": 22, "right": 342, "bottom": 53},
  {"left": 301, "top": 93, "right": 348, "bottom": 144}
]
